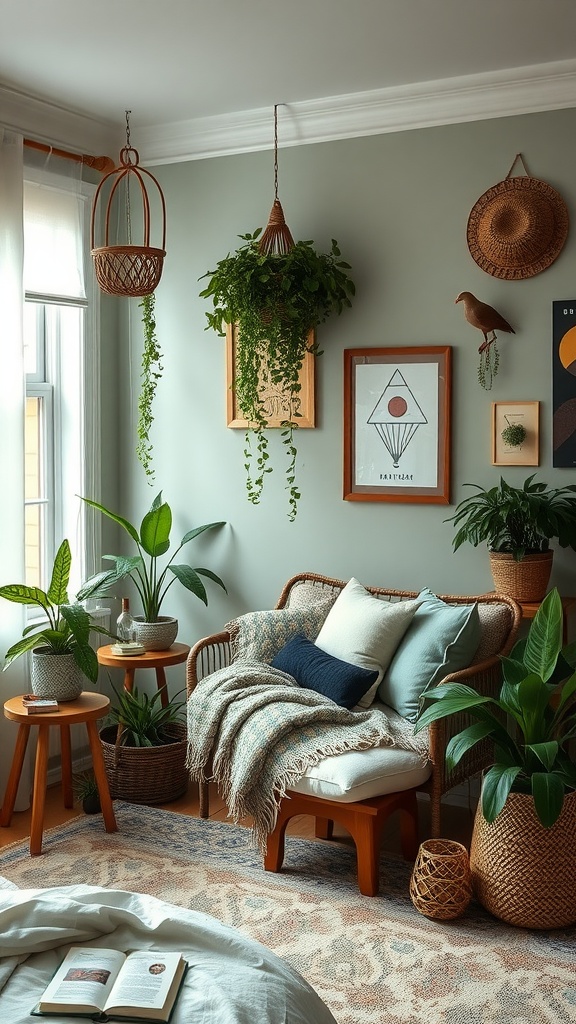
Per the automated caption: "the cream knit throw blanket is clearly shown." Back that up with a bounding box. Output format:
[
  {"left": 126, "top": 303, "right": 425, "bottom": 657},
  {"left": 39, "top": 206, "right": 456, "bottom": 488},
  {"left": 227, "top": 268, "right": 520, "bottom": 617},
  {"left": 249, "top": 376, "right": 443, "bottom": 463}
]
[{"left": 186, "top": 663, "right": 430, "bottom": 851}]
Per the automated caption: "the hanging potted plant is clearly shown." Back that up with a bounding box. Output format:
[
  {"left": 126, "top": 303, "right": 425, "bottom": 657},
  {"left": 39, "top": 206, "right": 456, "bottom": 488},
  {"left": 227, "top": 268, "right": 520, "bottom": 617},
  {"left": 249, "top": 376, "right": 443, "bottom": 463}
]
[
  {"left": 200, "top": 228, "right": 354, "bottom": 518},
  {"left": 200, "top": 105, "right": 354, "bottom": 520}
]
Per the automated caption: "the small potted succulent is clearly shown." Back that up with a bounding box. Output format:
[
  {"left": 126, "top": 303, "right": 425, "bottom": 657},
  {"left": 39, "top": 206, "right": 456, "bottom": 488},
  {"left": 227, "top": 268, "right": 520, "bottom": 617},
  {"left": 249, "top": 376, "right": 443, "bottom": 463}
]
[{"left": 78, "top": 492, "right": 227, "bottom": 650}]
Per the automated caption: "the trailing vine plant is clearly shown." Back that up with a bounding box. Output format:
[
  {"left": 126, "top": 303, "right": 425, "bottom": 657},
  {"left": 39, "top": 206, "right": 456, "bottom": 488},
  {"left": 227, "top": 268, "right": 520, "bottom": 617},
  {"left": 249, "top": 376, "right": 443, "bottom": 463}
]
[
  {"left": 200, "top": 229, "right": 355, "bottom": 519},
  {"left": 137, "top": 292, "right": 164, "bottom": 481}
]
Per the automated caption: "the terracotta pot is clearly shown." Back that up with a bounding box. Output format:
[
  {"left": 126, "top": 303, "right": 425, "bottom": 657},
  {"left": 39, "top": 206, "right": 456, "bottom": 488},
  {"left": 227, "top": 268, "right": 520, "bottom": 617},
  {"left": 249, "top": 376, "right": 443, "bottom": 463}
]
[
  {"left": 470, "top": 789, "right": 576, "bottom": 929},
  {"left": 489, "top": 550, "right": 553, "bottom": 602}
]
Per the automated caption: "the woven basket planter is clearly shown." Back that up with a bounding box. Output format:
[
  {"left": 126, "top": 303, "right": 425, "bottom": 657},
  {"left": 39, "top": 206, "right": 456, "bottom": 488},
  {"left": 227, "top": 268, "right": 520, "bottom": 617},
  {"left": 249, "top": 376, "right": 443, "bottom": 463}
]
[
  {"left": 489, "top": 550, "right": 553, "bottom": 602},
  {"left": 470, "top": 789, "right": 576, "bottom": 929},
  {"left": 410, "top": 839, "right": 472, "bottom": 920},
  {"left": 133, "top": 616, "right": 178, "bottom": 651},
  {"left": 91, "top": 245, "right": 165, "bottom": 297},
  {"left": 31, "top": 649, "right": 84, "bottom": 701},
  {"left": 99, "top": 722, "right": 188, "bottom": 805}
]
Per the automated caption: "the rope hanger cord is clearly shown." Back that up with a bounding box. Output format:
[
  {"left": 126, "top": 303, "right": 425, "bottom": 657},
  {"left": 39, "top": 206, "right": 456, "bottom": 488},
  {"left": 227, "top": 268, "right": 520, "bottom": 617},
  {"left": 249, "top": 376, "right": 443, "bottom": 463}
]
[
  {"left": 23, "top": 137, "right": 115, "bottom": 174},
  {"left": 258, "top": 103, "right": 295, "bottom": 256},
  {"left": 505, "top": 153, "right": 531, "bottom": 179}
]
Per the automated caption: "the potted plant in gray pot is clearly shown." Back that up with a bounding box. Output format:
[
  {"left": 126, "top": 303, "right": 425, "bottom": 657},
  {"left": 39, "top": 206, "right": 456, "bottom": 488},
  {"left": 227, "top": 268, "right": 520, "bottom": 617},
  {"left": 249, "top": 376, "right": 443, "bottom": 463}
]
[
  {"left": 0, "top": 540, "right": 115, "bottom": 700},
  {"left": 77, "top": 492, "right": 227, "bottom": 651},
  {"left": 415, "top": 588, "right": 576, "bottom": 928},
  {"left": 445, "top": 474, "right": 576, "bottom": 601},
  {"left": 99, "top": 683, "right": 188, "bottom": 804}
]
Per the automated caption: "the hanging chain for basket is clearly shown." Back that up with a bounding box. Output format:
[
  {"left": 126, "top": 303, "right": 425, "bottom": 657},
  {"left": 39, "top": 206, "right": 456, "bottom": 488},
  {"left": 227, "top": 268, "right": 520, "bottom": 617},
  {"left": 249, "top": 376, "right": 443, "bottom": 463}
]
[
  {"left": 258, "top": 104, "right": 295, "bottom": 256},
  {"left": 91, "top": 111, "right": 167, "bottom": 296}
]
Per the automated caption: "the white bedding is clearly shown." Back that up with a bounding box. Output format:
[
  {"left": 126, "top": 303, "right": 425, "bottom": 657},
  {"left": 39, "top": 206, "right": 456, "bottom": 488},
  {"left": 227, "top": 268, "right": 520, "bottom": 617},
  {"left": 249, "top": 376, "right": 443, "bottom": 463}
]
[{"left": 0, "top": 884, "right": 337, "bottom": 1023}]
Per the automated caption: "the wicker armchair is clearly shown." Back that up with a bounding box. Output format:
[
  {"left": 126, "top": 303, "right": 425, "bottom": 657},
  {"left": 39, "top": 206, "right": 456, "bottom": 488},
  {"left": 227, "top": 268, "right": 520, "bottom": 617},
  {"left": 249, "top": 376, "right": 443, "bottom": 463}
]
[{"left": 186, "top": 572, "right": 521, "bottom": 895}]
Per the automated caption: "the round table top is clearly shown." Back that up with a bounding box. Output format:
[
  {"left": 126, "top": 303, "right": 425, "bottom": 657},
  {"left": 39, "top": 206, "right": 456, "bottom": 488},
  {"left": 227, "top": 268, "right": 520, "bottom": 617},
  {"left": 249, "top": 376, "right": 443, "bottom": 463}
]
[
  {"left": 96, "top": 641, "right": 190, "bottom": 669},
  {"left": 3, "top": 691, "right": 110, "bottom": 725}
]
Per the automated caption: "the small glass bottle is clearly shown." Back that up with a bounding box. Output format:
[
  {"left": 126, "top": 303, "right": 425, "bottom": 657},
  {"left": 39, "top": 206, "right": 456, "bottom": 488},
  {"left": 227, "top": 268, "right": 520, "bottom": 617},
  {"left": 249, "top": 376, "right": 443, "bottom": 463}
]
[{"left": 116, "top": 597, "right": 136, "bottom": 642}]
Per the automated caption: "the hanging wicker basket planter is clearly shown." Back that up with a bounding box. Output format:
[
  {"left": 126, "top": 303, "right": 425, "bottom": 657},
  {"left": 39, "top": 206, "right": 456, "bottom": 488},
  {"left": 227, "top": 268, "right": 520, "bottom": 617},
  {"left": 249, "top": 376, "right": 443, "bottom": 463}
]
[{"left": 91, "top": 114, "right": 166, "bottom": 297}]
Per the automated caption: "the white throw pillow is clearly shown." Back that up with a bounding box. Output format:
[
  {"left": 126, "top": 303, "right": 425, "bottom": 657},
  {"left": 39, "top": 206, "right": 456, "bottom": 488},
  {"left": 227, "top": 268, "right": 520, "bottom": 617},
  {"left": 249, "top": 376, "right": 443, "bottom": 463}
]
[{"left": 314, "top": 578, "right": 422, "bottom": 708}]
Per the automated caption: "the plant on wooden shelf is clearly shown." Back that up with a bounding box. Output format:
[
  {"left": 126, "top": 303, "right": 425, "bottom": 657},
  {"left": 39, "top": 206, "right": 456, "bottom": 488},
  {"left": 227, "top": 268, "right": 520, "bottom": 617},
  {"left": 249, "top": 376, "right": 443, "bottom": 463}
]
[
  {"left": 77, "top": 492, "right": 227, "bottom": 650},
  {"left": 199, "top": 230, "right": 355, "bottom": 520},
  {"left": 445, "top": 474, "right": 576, "bottom": 601},
  {"left": 415, "top": 588, "right": 576, "bottom": 928},
  {"left": 0, "top": 540, "right": 115, "bottom": 698}
]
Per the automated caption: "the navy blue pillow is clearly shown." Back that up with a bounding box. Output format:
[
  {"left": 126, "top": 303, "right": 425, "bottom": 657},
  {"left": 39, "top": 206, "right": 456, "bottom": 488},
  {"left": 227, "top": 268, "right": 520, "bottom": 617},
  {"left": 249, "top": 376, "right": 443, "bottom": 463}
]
[{"left": 271, "top": 633, "right": 379, "bottom": 709}]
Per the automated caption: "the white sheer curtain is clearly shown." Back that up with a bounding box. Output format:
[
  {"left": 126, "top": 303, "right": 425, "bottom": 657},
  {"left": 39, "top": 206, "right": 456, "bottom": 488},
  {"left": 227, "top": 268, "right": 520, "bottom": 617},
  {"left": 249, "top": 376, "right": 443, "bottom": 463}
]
[{"left": 0, "top": 127, "right": 30, "bottom": 810}]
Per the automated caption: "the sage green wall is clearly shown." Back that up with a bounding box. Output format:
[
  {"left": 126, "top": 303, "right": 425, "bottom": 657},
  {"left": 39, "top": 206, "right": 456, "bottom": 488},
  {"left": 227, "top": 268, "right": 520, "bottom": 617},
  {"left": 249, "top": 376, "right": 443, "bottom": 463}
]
[{"left": 117, "top": 107, "right": 576, "bottom": 644}]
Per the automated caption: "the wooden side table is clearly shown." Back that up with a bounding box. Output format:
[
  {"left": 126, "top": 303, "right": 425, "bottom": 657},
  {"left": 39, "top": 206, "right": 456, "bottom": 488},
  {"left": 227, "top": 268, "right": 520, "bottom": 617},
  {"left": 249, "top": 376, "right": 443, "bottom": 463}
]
[
  {"left": 96, "top": 643, "right": 190, "bottom": 707},
  {"left": 519, "top": 595, "right": 576, "bottom": 644},
  {"left": 0, "top": 692, "right": 117, "bottom": 855}
]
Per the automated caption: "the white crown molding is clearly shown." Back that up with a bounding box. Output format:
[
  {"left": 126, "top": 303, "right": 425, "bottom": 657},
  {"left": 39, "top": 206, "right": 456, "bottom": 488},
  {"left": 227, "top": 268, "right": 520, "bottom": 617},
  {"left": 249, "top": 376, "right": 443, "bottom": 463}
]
[
  {"left": 138, "top": 58, "right": 576, "bottom": 165},
  {"left": 0, "top": 82, "right": 121, "bottom": 157},
  {"left": 2, "top": 58, "right": 575, "bottom": 166}
]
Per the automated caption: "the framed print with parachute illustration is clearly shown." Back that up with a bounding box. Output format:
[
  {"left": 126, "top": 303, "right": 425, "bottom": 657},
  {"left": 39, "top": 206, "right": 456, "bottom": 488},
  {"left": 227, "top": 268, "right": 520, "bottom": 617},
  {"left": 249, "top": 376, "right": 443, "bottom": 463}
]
[{"left": 344, "top": 346, "right": 451, "bottom": 504}]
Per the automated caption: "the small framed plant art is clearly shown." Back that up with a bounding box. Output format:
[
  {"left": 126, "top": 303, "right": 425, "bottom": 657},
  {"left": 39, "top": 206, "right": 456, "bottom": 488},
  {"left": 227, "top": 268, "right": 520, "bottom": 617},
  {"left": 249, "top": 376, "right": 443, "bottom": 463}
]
[
  {"left": 492, "top": 401, "right": 539, "bottom": 466},
  {"left": 344, "top": 346, "right": 452, "bottom": 504}
]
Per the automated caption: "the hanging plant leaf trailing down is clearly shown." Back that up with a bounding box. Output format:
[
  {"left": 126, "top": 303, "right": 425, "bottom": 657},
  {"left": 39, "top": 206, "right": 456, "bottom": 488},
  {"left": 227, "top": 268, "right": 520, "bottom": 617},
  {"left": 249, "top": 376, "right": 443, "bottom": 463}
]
[
  {"left": 137, "top": 291, "right": 163, "bottom": 481},
  {"left": 199, "top": 229, "right": 355, "bottom": 519}
]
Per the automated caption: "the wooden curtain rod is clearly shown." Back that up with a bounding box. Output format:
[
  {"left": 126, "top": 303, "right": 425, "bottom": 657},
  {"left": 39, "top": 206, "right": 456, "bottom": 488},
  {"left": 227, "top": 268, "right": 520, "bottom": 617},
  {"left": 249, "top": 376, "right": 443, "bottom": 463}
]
[{"left": 24, "top": 137, "right": 115, "bottom": 174}]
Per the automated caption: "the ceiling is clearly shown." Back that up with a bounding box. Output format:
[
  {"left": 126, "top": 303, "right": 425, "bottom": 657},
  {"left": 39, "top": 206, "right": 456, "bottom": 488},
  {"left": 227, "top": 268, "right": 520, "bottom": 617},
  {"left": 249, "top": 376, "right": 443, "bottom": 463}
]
[{"left": 2, "top": 0, "right": 576, "bottom": 162}]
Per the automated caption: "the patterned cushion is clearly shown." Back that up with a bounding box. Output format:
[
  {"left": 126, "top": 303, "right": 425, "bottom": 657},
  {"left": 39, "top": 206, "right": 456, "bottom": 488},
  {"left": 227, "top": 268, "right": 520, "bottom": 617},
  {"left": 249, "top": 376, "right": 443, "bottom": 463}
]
[
  {"left": 286, "top": 581, "right": 340, "bottom": 612},
  {"left": 473, "top": 602, "right": 513, "bottom": 662},
  {"left": 225, "top": 602, "right": 333, "bottom": 664}
]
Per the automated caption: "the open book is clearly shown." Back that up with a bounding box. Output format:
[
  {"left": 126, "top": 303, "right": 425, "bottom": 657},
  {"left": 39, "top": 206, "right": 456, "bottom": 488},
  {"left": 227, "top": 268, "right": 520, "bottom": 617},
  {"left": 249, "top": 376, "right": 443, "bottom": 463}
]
[{"left": 32, "top": 947, "right": 189, "bottom": 1022}]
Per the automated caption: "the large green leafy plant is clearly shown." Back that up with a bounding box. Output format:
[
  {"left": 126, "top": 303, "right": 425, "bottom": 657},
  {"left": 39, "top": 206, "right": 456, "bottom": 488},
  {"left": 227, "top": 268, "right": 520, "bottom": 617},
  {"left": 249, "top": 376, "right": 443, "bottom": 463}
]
[
  {"left": 200, "top": 230, "right": 355, "bottom": 520},
  {"left": 0, "top": 539, "right": 114, "bottom": 684},
  {"left": 446, "top": 474, "right": 576, "bottom": 561},
  {"left": 415, "top": 589, "right": 576, "bottom": 827},
  {"left": 77, "top": 493, "right": 226, "bottom": 621}
]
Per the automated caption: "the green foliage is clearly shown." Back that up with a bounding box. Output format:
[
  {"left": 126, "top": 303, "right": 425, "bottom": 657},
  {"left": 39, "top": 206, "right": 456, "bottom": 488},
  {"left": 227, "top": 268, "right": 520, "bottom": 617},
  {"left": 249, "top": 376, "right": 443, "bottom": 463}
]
[
  {"left": 137, "top": 292, "right": 163, "bottom": 481},
  {"left": 415, "top": 589, "right": 576, "bottom": 827},
  {"left": 478, "top": 340, "right": 499, "bottom": 390},
  {"left": 0, "top": 540, "right": 115, "bottom": 683},
  {"left": 72, "top": 769, "right": 99, "bottom": 801},
  {"left": 77, "top": 492, "right": 226, "bottom": 622},
  {"left": 108, "top": 683, "right": 185, "bottom": 747},
  {"left": 199, "top": 231, "right": 355, "bottom": 519},
  {"left": 500, "top": 422, "right": 526, "bottom": 448},
  {"left": 446, "top": 474, "right": 576, "bottom": 562}
]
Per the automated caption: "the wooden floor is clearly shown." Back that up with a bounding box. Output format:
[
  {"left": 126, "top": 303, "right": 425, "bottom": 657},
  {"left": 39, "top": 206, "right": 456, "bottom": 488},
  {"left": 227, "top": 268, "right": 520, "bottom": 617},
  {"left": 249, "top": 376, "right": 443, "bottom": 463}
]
[{"left": 0, "top": 778, "right": 477, "bottom": 855}]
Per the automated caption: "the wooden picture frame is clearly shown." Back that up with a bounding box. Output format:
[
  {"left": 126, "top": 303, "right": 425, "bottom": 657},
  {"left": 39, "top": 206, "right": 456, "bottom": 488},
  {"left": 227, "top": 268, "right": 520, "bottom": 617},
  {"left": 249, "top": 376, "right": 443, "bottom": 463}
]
[
  {"left": 225, "top": 323, "right": 316, "bottom": 428},
  {"left": 492, "top": 401, "right": 540, "bottom": 466},
  {"left": 344, "top": 346, "right": 451, "bottom": 504}
]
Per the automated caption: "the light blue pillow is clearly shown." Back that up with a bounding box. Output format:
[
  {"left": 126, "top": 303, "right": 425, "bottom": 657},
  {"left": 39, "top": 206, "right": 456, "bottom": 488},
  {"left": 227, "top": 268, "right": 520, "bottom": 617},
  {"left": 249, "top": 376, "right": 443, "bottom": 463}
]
[{"left": 377, "top": 590, "right": 481, "bottom": 722}]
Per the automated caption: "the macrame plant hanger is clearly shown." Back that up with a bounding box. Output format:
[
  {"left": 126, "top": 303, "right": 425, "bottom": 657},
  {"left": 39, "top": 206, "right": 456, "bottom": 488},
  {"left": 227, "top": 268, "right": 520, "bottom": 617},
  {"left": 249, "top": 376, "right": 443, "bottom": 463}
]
[
  {"left": 90, "top": 110, "right": 167, "bottom": 296},
  {"left": 259, "top": 104, "right": 295, "bottom": 256}
]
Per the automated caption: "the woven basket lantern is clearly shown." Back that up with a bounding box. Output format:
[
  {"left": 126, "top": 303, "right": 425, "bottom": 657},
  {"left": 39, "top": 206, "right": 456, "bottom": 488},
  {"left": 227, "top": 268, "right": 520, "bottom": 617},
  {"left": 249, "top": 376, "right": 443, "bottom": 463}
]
[
  {"left": 410, "top": 839, "right": 472, "bottom": 920},
  {"left": 91, "top": 117, "right": 166, "bottom": 297}
]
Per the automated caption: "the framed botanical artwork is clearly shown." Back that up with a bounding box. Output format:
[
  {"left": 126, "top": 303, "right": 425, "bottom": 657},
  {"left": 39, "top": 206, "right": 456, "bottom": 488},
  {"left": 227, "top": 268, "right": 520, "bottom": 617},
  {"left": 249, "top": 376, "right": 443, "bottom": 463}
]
[
  {"left": 344, "top": 346, "right": 452, "bottom": 504},
  {"left": 225, "top": 323, "right": 315, "bottom": 428},
  {"left": 492, "top": 401, "right": 539, "bottom": 466}
]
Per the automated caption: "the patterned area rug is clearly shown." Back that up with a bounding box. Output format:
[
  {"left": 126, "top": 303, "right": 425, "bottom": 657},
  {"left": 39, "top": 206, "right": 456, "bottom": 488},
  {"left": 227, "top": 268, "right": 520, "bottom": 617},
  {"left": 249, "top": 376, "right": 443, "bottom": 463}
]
[{"left": 0, "top": 802, "right": 574, "bottom": 1024}]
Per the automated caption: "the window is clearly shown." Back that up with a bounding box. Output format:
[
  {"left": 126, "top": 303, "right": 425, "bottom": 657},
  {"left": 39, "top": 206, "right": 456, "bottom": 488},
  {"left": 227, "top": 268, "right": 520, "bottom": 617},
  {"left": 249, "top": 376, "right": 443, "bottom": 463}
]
[{"left": 23, "top": 168, "right": 100, "bottom": 597}]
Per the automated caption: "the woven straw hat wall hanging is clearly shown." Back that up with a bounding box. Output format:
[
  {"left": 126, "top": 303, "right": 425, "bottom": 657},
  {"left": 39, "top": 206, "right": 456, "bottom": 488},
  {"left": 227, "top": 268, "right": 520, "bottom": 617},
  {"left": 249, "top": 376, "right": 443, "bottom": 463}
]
[
  {"left": 91, "top": 110, "right": 167, "bottom": 296},
  {"left": 467, "top": 154, "right": 569, "bottom": 280}
]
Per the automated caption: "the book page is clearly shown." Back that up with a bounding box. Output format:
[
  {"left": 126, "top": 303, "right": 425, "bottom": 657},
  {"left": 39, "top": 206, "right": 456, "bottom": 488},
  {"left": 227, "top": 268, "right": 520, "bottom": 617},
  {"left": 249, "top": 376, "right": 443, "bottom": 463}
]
[
  {"left": 39, "top": 947, "right": 125, "bottom": 1013},
  {"left": 105, "top": 951, "right": 185, "bottom": 1016}
]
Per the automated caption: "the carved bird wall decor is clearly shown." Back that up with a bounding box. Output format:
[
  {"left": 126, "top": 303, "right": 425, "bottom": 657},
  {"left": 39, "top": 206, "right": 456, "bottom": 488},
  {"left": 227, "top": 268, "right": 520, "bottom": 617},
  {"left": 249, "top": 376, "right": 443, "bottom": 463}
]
[{"left": 455, "top": 291, "right": 515, "bottom": 390}]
